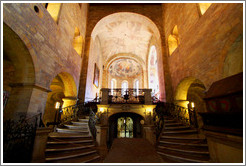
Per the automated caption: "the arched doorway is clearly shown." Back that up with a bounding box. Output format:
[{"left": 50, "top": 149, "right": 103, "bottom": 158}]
[
  {"left": 43, "top": 72, "right": 77, "bottom": 126},
  {"left": 174, "top": 77, "right": 206, "bottom": 129},
  {"left": 107, "top": 112, "right": 144, "bottom": 148}
]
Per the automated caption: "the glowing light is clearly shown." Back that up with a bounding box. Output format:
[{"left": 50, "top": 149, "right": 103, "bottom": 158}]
[
  {"left": 99, "top": 108, "right": 104, "bottom": 113},
  {"left": 146, "top": 108, "right": 152, "bottom": 114},
  {"left": 191, "top": 102, "right": 195, "bottom": 108},
  {"left": 55, "top": 102, "right": 60, "bottom": 109}
]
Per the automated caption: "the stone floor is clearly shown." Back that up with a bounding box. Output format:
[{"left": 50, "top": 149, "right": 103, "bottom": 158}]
[{"left": 103, "top": 138, "right": 164, "bottom": 163}]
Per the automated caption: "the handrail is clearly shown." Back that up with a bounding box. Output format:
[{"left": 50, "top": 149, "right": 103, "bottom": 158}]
[{"left": 153, "top": 101, "right": 198, "bottom": 141}]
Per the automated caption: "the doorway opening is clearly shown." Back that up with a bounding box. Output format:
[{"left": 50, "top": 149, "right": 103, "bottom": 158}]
[
  {"left": 117, "top": 117, "right": 133, "bottom": 138},
  {"left": 107, "top": 112, "right": 144, "bottom": 148}
]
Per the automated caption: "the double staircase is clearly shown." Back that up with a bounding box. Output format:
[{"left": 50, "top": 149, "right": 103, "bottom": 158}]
[
  {"left": 45, "top": 116, "right": 101, "bottom": 163},
  {"left": 157, "top": 116, "right": 211, "bottom": 163}
]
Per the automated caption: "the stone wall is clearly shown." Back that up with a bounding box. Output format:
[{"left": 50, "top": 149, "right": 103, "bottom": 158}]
[
  {"left": 3, "top": 3, "right": 88, "bottom": 118},
  {"left": 162, "top": 3, "right": 243, "bottom": 93}
]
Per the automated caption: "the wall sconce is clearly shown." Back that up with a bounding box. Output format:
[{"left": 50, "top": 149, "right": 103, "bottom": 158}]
[
  {"left": 55, "top": 102, "right": 60, "bottom": 109},
  {"left": 191, "top": 102, "right": 195, "bottom": 109},
  {"left": 99, "top": 107, "right": 104, "bottom": 113},
  {"left": 146, "top": 108, "right": 152, "bottom": 115}
]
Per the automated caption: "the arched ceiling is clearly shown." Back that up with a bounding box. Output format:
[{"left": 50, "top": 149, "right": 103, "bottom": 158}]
[{"left": 91, "top": 12, "right": 161, "bottom": 64}]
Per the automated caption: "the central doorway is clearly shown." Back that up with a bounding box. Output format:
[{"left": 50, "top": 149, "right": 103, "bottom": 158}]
[
  {"left": 107, "top": 112, "right": 144, "bottom": 148},
  {"left": 117, "top": 117, "right": 133, "bottom": 138}
]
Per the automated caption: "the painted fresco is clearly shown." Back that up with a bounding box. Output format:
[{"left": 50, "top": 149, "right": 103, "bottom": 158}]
[{"left": 109, "top": 59, "right": 141, "bottom": 77}]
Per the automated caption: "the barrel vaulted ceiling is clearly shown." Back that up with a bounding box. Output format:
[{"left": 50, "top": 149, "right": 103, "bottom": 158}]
[{"left": 91, "top": 12, "right": 161, "bottom": 65}]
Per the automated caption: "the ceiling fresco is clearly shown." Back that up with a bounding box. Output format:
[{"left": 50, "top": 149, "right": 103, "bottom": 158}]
[{"left": 109, "top": 59, "right": 142, "bottom": 78}]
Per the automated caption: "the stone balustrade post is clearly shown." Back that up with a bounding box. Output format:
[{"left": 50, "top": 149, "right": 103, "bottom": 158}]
[
  {"left": 101, "top": 88, "right": 109, "bottom": 104},
  {"left": 144, "top": 89, "right": 152, "bottom": 105}
]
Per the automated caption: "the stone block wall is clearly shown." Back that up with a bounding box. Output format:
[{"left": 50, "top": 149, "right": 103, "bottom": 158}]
[
  {"left": 162, "top": 3, "right": 243, "bottom": 93},
  {"left": 3, "top": 3, "right": 88, "bottom": 118}
]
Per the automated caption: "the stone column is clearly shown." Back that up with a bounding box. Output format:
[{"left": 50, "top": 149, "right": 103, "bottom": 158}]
[
  {"left": 4, "top": 83, "right": 50, "bottom": 121},
  {"left": 143, "top": 125, "right": 156, "bottom": 145},
  {"left": 31, "top": 127, "right": 52, "bottom": 163},
  {"left": 95, "top": 125, "right": 108, "bottom": 159}
]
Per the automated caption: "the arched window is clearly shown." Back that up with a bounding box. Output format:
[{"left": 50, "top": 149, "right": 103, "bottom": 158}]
[
  {"left": 45, "top": 3, "right": 61, "bottom": 23},
  {"left": 168, "top": 25, "right": 179, "bottom": 56},
  {"left": 111, "top": 79, "right": 116, "bottom": 95},
  {"left": 148, "top": 46, "right": 159, "bottom": 98},
  {"left": 134, "top": 79, "right": 139, "bottom": 96},
  {"left": 198, "top": 3, "right": 212, "bottom": 15},
  {"left": 121, "top": 80, "right": 128, "bottom": 96},
  {"left": 73, "top": 27, "right": 83, "bottom": 56}
]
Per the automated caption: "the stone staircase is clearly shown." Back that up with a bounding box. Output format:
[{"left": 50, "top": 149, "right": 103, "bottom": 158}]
[
  {"left": 157, "top": 116, "right": 211, "bottom": 163},
  {"left": 45, "top": 116, "right": 101, "bottom": 163}
]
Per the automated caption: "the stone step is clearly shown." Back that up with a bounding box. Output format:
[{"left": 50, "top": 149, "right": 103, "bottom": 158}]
[
  {"left": 159, "top": 140, "right": 207, "bottom": 146},
  {"left": 46, "top": 144, "right": 95, "bottom": 152},
  {"left": 72, "top": 121, "right": 88, "bottom": 126},
  {"left": 160, "top": 137, "right": 206, "bottom": 144},
  {"left": 79, "top": 119, "right": 89, "bottom": 122},
  {"left": 157, "top": 151, "right": 210, "bottom": 163},
  {"left": 48, "top": 132, "right": 90, "bottom": 138},
  {"left": 164, "top": 122, "right": 183, "bottom": 126},
  {"left": 165, "top": 126, "right": 190, "bottom": 130},
  {"left": 47, "top": 139, "right": 93, "bottom": 145},
  {"left": 157, "top": 146, "right": 209, "bottom": 155},
  {"left": 161, "top": 135, "right": 205, "bottom": 140},
  {"left": 163, "top": 129, "right": 197, "bottom": 135},
  {"left": 56, "top": 128, "right": 90, "bottom": 134},
  {"left": 46, "top": 148, "right": 97, "bottom": 162},
  {"left": 164, "top": 119, "right": 176, "bottom": 123},
  {"left": 64, "top": 124, "right": 89, "bottom": 129}
]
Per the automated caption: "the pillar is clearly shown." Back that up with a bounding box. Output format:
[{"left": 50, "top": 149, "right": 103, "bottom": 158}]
[
  {"left": 143, "top": 125, "right": 156, "bottom": 145},
  {"left": 95, "top": 125, "right": 108, "bottom": 159},
  {"left": 31, "top": 128, "right": 52, "bottom": 163},
  {"left": 144, "top": 89, "right": 152, "bottom": 104},
  {"left": 101, "top": 88, "right": 109, "bottom": 104},
  {"left": 4, "top": 83, "right": 50, "bottom": 121}
]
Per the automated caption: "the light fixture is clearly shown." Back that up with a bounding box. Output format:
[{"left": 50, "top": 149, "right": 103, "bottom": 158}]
[
  {"left": 99, "top": 108, "right": 104, "bottom": 113},
  {"left": 55, "top": 102, "right": 60, "bottom": 109},
  {"left": 191, "top": 102, "right": 195, "bottom": 109}
]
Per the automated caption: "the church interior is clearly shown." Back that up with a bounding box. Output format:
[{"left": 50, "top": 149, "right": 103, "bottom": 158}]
[{"left": 2, "top": 2, "right": 244, "bottom": 164}]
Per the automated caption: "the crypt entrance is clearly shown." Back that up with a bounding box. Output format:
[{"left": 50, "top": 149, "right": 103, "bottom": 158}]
[{"left": 107, "top": 112, "right": 144, "bottom": 148}]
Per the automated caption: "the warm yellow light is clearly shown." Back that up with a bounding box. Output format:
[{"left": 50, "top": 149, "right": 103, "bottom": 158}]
[
  {"left": 191, "top": 102, "right": 195, "bottom": 108},
  {"left": 55, "top": 102, "right": 60, "bottom": 109},
  {"left": 47, "top": 3, "right": 61, "bottom": 23},
  {"left": 146, "top": 108, "right": 152, "bottom": 114},
  {"left": 99, "top": 108, "right": 104, "bottom": 113},
  {"left": 199, "top": 3, "right": 212, "bottom": 15}
]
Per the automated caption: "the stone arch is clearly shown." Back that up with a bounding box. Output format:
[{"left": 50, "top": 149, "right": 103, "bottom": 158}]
[
  {"left": 175, "top": 77, "right": 206, "bottom": 103},
  {"left": 87, "top": 12, "right": 165, "bottom": 101},
  {"left": 107, "top": 112, "right": 145, "bottom": 147},
  {"left": 43, "top": 72, "right": 77, "bottom": 126},
  {"left": 3, "top": 23, "right": 36, "bottom": 120},
  {"left": 3, "top": 23, "right": 35, "bottom": 85},
  {"left": 174, "top": 77, "right": 207, "bottom": 129}
]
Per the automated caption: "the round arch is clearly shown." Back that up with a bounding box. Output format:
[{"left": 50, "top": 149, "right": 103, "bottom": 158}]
[{"left": 3, "top": 23, "right": 36, "bottom": 120}]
